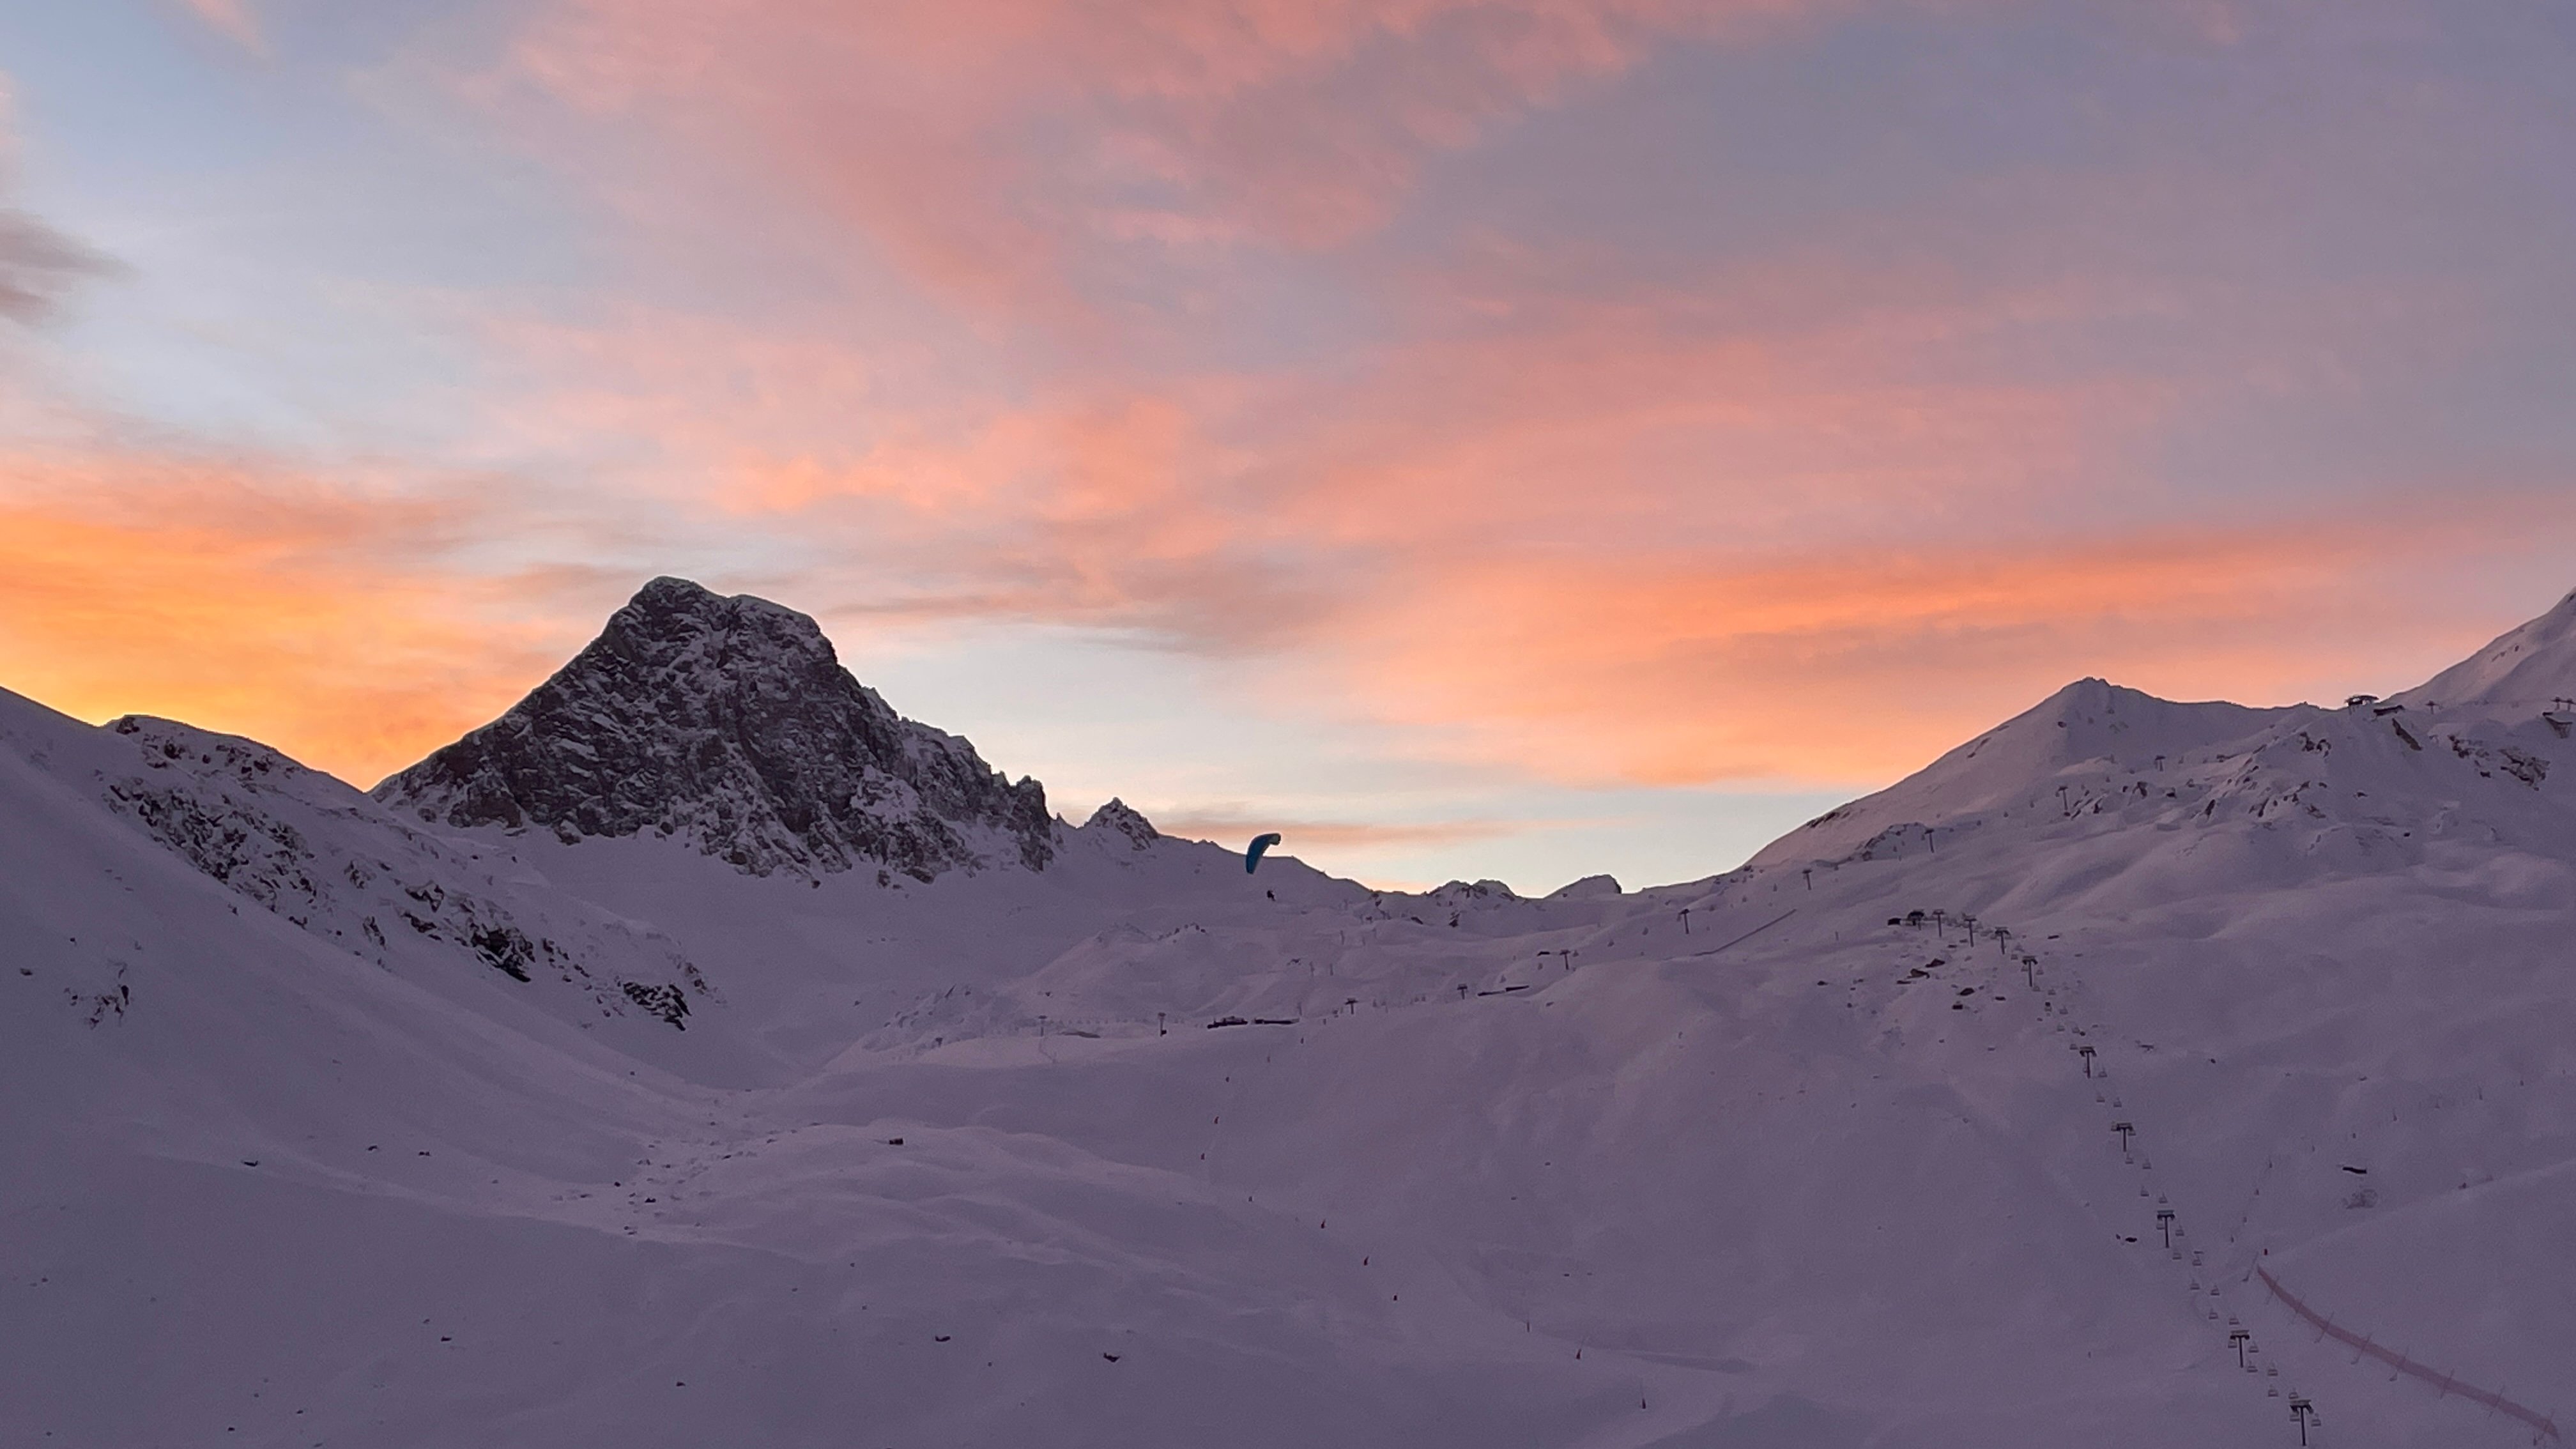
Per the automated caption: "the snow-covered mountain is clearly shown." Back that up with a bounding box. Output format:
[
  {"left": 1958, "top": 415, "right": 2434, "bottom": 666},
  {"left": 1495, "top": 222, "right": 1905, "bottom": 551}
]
[
  {"left": 376, "top": 576, "right": 1057, "bottom": 880},
  {"left": 2398, "top": 585, "right": 2576, "bottom": 716},
  {"left": 8, "top": 694, "right": 715, "bottom": 1043},
  {"left": 7, "top": 578, "right": 2575, "bottom": 1448},
  {"left": 1750, "top": 677, "right": 2295, "bottom": 870}
]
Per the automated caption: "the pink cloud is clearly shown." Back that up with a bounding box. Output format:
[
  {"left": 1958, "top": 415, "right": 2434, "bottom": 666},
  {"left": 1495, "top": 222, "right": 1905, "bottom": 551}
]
[
  {"left": 178, "top": 0, "right": 266, "bottom": 54},
  {"left": 271, "top": 0, "right": 2567, "bottom": 803},
  {"left": 431, "top": 268, "right": 2576, "bottom": 796},
  {"left": 487, "top": 0, "right": 1846, "bottom": 321}
]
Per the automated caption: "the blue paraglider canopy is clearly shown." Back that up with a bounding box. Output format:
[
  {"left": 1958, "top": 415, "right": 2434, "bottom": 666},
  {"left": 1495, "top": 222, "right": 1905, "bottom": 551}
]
[{"left": 1245, "top": 832, "right": 1282, "bottom": 873}]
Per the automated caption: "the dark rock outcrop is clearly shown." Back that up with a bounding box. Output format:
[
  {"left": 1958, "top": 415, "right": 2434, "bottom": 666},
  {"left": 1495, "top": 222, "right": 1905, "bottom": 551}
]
[{"left": 374, "top": 578, "right": 1056, "bottom": 880}]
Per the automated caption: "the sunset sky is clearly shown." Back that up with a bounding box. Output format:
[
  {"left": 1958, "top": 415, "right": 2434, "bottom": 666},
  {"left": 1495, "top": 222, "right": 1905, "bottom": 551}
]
[{"left": 4, "top": 1, "right": 2575, "bottom": 889}]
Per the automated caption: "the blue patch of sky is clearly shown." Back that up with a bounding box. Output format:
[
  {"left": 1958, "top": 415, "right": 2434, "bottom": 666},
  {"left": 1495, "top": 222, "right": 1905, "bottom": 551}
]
[
  {"left": 822, "top": 614, "right": 1843, "bottom": 892},
  {"left": 1, "top": 2, "right": 589, "bottom": 454}
]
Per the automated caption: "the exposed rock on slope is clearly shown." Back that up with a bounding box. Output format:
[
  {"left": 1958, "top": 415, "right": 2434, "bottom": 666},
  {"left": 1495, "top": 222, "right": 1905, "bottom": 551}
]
[
  {"left": 102, "top": 712, "right": 709, "bottom": 1025},
  {"left": 376, "top": 577, "right": 1055, "bottom": 880},
  {"left": 0, "top": 689, "right": 709, "bottom": 1035}
]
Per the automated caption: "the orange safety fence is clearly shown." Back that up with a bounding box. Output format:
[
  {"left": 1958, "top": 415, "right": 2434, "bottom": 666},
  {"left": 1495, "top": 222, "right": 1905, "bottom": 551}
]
[{"left": 2254, "top": 1265, "right": 2562, "bottom": 1443}]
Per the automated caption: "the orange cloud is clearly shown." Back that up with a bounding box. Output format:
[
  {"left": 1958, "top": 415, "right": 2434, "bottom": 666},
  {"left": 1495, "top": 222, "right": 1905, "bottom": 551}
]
[
  {"left": 447, "top": 235, "right": 2153, "bottom": 646},
  {"left": 426, "top": 259, "right": 2567, "bottom": 800},
  {"left": 0, "top": 447, "right": 588, "bottom": 786},
  {"left": 450, "top": 296, "right": 1310, "bottom": 641},
  {"left": 186, "top": 0, "right": 2547, "bottom": 811},
  {"left": 1318, "top": 504, "right": 2576, "bottom": 787},
  {"left": 526, "top": 302, "right": 2571, "bottom": 791},
  {"left": 1270, "top": 286, "right": 2155, "bottom": 556}
]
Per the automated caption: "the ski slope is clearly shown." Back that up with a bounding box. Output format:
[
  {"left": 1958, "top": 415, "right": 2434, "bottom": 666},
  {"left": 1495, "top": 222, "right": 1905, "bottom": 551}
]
[{"left": 7, "top": 582, "right": 2575, "bottom": 1447}]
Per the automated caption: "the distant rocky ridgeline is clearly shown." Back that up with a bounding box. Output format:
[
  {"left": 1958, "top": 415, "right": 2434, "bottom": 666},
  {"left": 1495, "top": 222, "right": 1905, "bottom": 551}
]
[{"left": 375, "top": 577, "right": 1057, "bottom": 880}]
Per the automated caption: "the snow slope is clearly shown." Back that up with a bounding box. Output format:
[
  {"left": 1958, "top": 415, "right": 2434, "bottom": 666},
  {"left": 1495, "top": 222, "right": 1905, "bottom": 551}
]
[
  {"left": 2399, "top": 585, "right": 2576, "bottom": 715},
  {"left": 1748, "top": 678, "right": 2294, "bottom": 871},
  {"left": 8, "top": 580, "right": 2576, "bottom": 1448}
]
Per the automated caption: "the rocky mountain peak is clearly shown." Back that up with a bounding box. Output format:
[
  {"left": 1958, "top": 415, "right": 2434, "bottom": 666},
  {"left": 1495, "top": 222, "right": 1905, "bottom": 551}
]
[
  {"left": 374, "top": 577, "right": 1055, "bottom": 880},
  {"left": 1083, "top": 797, "right": 1159, "bottom": 850}
]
